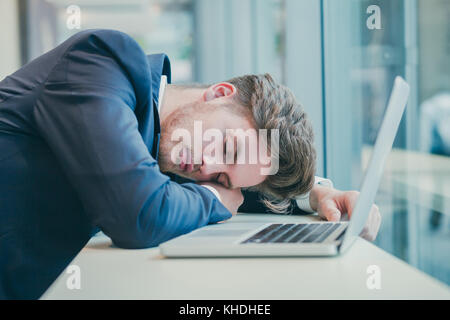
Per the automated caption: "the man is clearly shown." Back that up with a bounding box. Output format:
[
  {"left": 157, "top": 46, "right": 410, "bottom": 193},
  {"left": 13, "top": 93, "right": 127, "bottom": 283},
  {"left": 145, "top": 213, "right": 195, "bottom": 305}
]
[{"left": 0, "top": 29, "right": 380, "bottom": 299}]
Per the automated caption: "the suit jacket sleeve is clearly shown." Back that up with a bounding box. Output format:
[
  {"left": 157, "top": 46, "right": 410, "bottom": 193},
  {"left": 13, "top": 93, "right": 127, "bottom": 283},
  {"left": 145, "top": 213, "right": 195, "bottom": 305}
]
[{"left": 32, "top": 30, "right": 232, "bottom": 249}]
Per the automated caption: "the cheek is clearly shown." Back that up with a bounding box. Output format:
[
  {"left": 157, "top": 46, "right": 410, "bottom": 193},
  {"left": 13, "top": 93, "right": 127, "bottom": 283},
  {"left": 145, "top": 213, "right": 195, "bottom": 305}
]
[
  {"left": 191, "top": 172, "right": 216, "bottom": 182},
  {"left": 232, "top": 164, "right": 267, "bottom": 188}
]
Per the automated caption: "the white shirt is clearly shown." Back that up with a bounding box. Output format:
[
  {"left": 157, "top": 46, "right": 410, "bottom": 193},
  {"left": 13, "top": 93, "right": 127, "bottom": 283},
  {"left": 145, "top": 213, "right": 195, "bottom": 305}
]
[
  {"left": 157, "top": 75, "right": 167, "bottom": 113},
  {"left": 156, "top": 75, "right": 332, "bottom": 211}
]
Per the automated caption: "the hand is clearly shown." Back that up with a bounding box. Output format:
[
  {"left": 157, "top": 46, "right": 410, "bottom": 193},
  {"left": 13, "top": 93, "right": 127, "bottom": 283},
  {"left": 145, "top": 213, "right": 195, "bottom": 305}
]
[
  {"left": 309, "top": 185, "right": 381, "bottom": 241},
  {"left": 199, "top": 182, "right": 244, "bottom": 216}
]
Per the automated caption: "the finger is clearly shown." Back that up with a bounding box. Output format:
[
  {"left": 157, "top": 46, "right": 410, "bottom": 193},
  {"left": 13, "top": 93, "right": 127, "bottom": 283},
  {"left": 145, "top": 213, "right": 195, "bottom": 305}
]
[
  {"left": 318, "top": 200, "right": 341, "bottom": 221},
  {"left": 344, "top": 191, "right": 360, "bottom": 218},
  {"left": 360, "top": 205, "right": 381, "bottom": 241},
  {"left": 360, "top": 213, "right": 374, "bottom": 240},
  {"left": 374, "top": 207, "right": 381, "bottom": 236},
  {"left": 368, "top": 205, "right": 381, "bottom": 240}
]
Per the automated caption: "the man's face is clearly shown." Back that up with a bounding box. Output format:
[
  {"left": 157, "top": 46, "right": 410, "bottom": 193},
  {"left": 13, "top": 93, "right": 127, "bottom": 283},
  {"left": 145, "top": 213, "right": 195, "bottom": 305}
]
[{"left": 158, "top": 99, "right": 269, "bottom": 189}]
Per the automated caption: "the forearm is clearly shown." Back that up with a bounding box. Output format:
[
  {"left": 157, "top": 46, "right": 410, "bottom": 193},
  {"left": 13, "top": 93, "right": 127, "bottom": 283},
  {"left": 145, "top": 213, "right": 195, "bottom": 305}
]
[{"left": 111, "top": 182, "right": 231, "bottom": 249}]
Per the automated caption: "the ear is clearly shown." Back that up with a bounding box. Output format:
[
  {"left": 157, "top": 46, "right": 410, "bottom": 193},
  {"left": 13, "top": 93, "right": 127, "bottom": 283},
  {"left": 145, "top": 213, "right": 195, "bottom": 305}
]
[{"left": 203, "top": 82, "right": 237, "bottom": 102}]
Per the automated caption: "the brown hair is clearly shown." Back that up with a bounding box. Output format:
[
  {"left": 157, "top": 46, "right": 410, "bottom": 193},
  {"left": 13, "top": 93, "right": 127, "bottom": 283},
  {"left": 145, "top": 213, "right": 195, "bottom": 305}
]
[{"left": 227, "top": 74, "right": 317, "bottom": 213}]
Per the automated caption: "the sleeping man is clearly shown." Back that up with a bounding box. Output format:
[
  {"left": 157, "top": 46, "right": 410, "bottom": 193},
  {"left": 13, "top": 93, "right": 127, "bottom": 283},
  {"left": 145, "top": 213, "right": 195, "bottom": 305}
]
[{"left": 0, "top": 29, "right": 381, "bottom": 299}]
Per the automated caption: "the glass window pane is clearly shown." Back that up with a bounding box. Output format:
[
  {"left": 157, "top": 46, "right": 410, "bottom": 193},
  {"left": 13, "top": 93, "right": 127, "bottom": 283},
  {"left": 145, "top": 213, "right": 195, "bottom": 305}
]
[
  {"left": 24, "top": 0, "right": 286, "bottom": 84},
  {"left": 26, "top": 0, "right": 195, "bottom": 83},
  {"left": 323, "top": 0, "right": 450, "bottom": 285}
]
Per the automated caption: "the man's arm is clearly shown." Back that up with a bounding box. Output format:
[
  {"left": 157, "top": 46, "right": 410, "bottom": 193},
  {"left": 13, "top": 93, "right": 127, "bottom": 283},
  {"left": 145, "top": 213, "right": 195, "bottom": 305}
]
[{"left": 33, "top": 31, "right": 232, "bottom": 249}]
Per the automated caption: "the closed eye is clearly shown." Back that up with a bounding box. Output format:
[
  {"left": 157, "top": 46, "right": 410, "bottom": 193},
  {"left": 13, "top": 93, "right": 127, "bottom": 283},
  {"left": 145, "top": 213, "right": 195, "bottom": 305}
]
[
  {"left": 216, "top": 173, "right": 231, "bottom": 189},
  {"left": 223, "top": 135, "right": 238, "bottom": 164}
]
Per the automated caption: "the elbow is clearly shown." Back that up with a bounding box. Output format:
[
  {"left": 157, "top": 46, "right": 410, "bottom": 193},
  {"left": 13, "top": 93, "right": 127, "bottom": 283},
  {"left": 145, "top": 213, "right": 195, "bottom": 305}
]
[
  {"left": 110, "top": 221, "right": 185, "bottom": 249},
  {"left": 111, "top": 231, "right": 161, "bottom": 249},
  {"left": 106, "top": 215, "right": 162, "bottom": 249}
]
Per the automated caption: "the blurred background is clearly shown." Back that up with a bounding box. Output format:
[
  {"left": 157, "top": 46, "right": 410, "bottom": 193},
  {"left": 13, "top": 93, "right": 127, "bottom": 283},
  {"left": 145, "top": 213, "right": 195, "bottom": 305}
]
[{"left": 0, "top": 0, "right": 449, "bottom": 285}]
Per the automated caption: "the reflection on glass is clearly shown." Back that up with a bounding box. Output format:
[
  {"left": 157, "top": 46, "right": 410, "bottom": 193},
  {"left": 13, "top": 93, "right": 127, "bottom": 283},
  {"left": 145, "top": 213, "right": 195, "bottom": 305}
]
[
  {"left": 24, "top": 0, "right": 286, "bottom": 83},
  {"left": 25, "top": 0, "right": 195, "bottom": 82},
  {"left": 324, "top": 0, "right": 450, "bottom": 284}
]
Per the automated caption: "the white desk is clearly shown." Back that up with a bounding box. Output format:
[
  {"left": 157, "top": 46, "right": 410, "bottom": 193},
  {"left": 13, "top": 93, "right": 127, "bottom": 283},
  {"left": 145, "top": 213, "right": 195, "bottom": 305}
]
[{"left": 41, "top": 214, "right": 450, "bottom": 300}]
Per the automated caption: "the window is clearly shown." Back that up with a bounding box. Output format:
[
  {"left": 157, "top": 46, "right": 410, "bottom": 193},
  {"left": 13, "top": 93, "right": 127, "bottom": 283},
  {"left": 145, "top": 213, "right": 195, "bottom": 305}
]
[
  {"left": 17, "top": 0, "right": 448, "bottom": 285},
  {"left": 22, "top": 0, "right": 195, "bottom": 82},
  {"left": 323, "top": 0, "right": 450, "bottom": 284},
  {"left": 21, "top": 0, "right": 286, "bottom": 84}
]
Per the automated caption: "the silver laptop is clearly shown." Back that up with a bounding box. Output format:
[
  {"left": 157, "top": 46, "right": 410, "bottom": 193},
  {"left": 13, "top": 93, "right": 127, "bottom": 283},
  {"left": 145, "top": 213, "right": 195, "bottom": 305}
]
[{"left": 159, "top": 76, "right": 410, "bottom": 257}]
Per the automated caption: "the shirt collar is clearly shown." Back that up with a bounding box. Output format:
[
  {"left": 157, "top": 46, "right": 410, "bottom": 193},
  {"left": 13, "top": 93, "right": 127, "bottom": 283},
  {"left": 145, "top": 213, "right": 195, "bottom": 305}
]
[{"left": 157, "top": 75, "right": 168, "bottom": 113}]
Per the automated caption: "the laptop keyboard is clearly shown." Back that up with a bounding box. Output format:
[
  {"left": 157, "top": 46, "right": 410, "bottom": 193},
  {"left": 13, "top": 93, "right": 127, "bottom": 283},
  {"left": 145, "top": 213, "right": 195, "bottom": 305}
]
[{"left": 241, "top": 223, "right": 346, "bottom": 244}]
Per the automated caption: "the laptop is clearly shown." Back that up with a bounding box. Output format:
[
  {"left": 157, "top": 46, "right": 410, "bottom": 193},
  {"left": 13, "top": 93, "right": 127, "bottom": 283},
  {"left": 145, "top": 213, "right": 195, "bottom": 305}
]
[{"left": 159, "top": 76, "right": 410, "bottom": 257}]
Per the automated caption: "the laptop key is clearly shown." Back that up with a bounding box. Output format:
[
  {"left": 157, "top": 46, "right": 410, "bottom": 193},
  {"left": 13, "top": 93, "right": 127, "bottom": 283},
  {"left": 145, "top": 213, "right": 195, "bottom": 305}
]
[
  {"left": 261, "top": 224, "right": 296, "bottom": 243},
  {"left": 242, "top": 223, "right": 346, "bottom": 244},
  {"left": 242, "top": 224, "right": 283, "bottom": 243},
  {"left": 274, "top": 224, "right": 308, "bottom": 243},
  {"left": 335, "top": 225, "right": 348, "bottom": 242},
  {"left": 288, "top": 224, "right": 319, "bottom": 243},
  {"left": 314, "top": 223, "right": 341, "bottom": 242},
  {"left": 301, "top": 223, "right": 334, "bottom": 243}
]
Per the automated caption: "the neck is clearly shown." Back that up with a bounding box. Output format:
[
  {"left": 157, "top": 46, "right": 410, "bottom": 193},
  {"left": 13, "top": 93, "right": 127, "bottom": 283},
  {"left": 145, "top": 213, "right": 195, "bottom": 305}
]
[{"left": 159, "top": 85, "right": 204, "bottom": 124}]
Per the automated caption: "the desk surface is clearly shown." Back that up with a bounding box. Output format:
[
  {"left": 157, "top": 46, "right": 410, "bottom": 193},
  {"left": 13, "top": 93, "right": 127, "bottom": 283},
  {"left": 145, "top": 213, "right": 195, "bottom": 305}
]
[{"left": 42, "top": 214, "right": 450, "bottom": 300}]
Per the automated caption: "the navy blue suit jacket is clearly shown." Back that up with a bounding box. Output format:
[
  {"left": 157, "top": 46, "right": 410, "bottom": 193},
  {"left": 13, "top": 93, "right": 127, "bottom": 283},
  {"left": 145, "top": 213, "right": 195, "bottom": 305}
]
[{"left": 0, "top": 29, "right": 233, "bottom": 299}]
